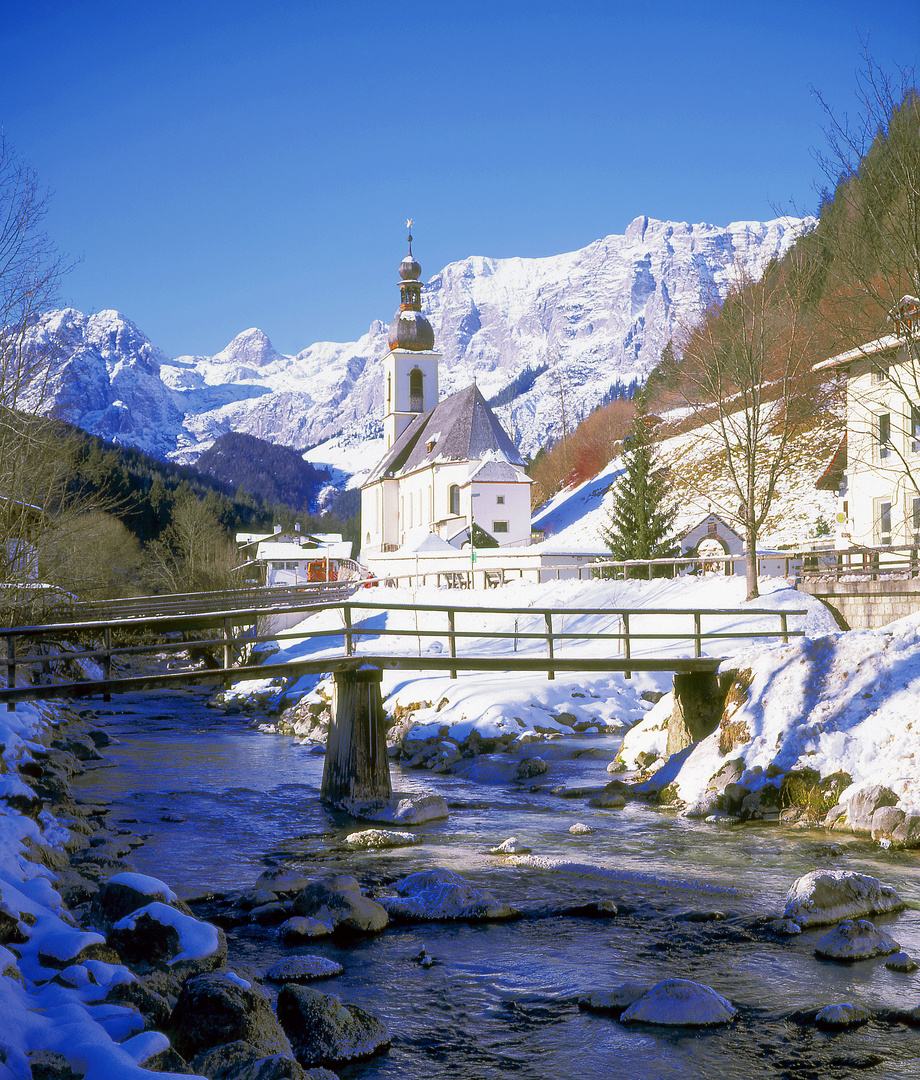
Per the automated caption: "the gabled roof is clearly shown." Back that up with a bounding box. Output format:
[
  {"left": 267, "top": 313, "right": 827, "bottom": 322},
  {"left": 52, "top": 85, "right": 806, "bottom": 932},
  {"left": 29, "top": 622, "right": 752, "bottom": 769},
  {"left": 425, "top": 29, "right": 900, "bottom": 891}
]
[
  {"left": 365, "top": 384, "right": 525, "bottom": 483},
  {"left": 467, "top": 459, "right": 531, "bottom": 484}
]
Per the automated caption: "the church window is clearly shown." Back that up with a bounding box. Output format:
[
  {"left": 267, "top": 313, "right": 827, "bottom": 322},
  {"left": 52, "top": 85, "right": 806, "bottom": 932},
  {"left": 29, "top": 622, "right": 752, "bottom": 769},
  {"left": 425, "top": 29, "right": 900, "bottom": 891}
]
[
  {"left": 449, "top": 484, "right": 460, "bottom": 516},
  {"left": 493, "top": 521, "right": 509, "bottom": 533},
  {"left": 409, "top": 368, "right": 424, "bottom": 411},
  {"left": 496, "top": 494, "right": 505, "bottom": 505}
]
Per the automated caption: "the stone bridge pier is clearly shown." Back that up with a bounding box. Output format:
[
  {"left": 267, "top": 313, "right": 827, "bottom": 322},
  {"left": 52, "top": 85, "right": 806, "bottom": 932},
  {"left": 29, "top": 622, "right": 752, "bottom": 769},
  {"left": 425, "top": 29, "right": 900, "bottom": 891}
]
[{"left": 321, "top": 665, "right": 393, "bottom": 807}]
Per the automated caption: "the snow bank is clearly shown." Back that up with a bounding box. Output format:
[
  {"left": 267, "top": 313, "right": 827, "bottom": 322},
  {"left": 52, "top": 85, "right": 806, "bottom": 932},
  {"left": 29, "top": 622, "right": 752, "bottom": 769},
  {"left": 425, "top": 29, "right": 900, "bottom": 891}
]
[
  {"left": 0, "top": 702, "right": 198, "bottom": 1079},
  {"left": 621, "top": 610, "right": 920, "bottom": 822}
]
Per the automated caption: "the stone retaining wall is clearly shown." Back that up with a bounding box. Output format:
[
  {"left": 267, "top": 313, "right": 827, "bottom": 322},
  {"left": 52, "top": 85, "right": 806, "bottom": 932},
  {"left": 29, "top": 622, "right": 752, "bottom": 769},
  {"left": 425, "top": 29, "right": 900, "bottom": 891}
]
[{"left": 800, "top": 577, "right": 920, "bottom": 629}]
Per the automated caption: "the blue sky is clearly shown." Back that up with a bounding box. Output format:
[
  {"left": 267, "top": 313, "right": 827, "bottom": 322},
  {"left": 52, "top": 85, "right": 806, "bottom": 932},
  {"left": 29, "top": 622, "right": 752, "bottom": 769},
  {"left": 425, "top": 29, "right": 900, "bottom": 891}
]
[{"left": 1, "top": 1, "right": 916, "bottom": 358}]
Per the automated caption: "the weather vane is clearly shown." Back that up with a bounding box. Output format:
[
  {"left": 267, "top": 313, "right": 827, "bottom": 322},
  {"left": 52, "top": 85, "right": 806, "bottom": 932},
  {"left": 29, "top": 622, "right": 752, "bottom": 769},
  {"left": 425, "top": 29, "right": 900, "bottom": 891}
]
[{"left": 406, "top": 217, "right": 414, "bottom": 254}]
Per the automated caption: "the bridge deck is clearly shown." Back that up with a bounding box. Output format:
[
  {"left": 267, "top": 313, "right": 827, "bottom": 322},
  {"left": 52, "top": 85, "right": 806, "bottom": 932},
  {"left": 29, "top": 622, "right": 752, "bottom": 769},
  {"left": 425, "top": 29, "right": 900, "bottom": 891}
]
[{"left": 0, "top": 653, "right": 725, "bottom": 704}]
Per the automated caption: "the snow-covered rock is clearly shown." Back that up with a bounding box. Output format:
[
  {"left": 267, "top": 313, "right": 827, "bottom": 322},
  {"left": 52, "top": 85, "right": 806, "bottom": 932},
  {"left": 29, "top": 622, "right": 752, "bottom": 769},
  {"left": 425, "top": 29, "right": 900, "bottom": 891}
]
[
  {"left": 619, "top": 978, "right": 737, "bottom": 1026},
  {"left": 380, "top": 868, "right": 517, "bottom": 922},
  {"left": 814, "top": 919, "right": 900, "bottom": 961},
  {"left": 783, "top": 870, "right": 905, "bottom": 930},
  {"left": 815, "top": 1003, "right": 871, "bottom": 1029},
  {"left": 265, "top": 955, "right": 344, "bottom": 982}
]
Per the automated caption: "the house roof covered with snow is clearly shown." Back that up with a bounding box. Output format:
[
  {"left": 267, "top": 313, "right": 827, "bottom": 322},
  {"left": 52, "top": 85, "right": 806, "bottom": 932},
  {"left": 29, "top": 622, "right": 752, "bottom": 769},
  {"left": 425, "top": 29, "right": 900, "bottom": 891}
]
[{"left": 365, "top": 384, "right": 525, "bottom": 483}]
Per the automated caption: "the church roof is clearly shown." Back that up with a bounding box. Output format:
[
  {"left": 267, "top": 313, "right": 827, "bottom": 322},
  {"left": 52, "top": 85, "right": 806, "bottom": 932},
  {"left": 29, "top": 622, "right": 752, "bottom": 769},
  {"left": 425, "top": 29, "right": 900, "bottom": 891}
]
[{"left": 366, "top": 383, "right": 525, "bottom": 483}]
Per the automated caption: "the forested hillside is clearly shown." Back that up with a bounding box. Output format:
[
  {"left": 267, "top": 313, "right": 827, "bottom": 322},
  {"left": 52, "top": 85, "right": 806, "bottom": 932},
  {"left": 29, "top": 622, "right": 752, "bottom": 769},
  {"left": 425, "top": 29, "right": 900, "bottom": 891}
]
[{"left": 196, "top": 432, "right": 329, "bottom": 512}]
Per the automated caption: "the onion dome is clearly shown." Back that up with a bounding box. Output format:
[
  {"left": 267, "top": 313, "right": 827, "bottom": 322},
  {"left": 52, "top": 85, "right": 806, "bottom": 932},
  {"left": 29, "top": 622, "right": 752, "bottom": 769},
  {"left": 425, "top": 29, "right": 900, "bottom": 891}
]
[{"left": 388, "top": 227, "right": 435, "bottom": 351}]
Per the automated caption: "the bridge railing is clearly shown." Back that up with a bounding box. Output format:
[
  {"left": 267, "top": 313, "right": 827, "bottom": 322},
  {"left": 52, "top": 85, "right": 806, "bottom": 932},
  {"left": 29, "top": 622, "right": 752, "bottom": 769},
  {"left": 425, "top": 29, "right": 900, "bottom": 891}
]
[
  {"left": 2, "top": 598, "right": 806, "bottom": 706},
  {"left": 796, "top": 544, "right": 920, "bottom": 582}
]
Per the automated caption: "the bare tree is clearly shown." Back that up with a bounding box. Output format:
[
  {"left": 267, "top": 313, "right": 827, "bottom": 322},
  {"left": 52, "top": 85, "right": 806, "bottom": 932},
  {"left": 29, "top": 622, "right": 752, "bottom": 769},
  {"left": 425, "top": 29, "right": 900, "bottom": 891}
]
[
  {"left": 805, "top": 54, "right": 920, "bottom": 540},
  {"left": 0, "top": 135, "right": 78, "bottom": 620},
  {"left": 676, "top": 258, "right": 822, "bottom": 599}
]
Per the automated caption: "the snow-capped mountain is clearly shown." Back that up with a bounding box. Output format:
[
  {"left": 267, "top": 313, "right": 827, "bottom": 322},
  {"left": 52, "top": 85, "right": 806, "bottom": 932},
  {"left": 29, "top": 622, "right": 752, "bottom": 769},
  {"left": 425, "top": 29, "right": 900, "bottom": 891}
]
[{"left": 26, "top": 215, "right": 811, "bottom": 473}]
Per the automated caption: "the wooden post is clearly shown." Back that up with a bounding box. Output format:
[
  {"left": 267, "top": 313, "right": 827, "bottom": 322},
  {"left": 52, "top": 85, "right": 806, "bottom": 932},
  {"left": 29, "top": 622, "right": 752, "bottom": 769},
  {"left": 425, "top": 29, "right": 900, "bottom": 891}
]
[
  {"left": 5, "top": 634, "right": 14, "bottom": 712},
  {"left": 223, "top": 618, "right": 232, "bottom": 670},
  {"left": 694, "top": 612, "right": 702, "bottom": 658},
  {"left": 545, "top": 612, "right": 554, "bottom": 680},
  {"left": 344, "top": 604, "right": 353, "bottom": 655},
  {"left": 622, "top": 612, "right": 631, "bottom": 679},
  {"left": 780, "top": 612, "right": 788, "bottom": 645},
  {"left": 102, "top": 627, "right": 112, "bottom": 703},
  {"left": 448, "top": 609, "right": 457, "bottom": 679},
  {"left": 321, "top": 666, "right": 392, "bottom": 808}
]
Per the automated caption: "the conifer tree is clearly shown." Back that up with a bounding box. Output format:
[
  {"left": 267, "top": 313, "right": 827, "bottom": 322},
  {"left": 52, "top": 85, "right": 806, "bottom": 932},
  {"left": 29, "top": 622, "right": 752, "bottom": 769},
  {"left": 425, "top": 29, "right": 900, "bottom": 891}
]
[{"left": 601, "top": 393, "right": 678, "bottom": 577}]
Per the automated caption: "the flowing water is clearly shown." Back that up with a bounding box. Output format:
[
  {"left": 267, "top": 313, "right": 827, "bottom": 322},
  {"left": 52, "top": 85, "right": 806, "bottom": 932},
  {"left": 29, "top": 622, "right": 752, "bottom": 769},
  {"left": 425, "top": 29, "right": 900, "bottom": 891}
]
[{"left": 72, "top": 688, "right": 920, "bottom": 1080}]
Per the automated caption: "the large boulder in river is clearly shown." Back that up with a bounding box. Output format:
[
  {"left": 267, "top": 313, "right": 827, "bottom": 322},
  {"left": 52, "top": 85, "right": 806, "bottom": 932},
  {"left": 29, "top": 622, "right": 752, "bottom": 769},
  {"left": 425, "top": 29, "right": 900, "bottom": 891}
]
[
  {"left": 379, "top": 868, "right": 517, "bottom": 922},
  {"left": 783, "top": 870, "right": 905, "bottom": 929},
  {"left": 291, "top": 876, "right": 388, "bottom": 937},
  {"left": 276, "top": 984, "right": 390, "bottom": 1068},
  {"left": 620, "top": 978, "right": 737, "bottom": 1026},
  {"left": 814, "top": 919, "right": 900, "bottom": 961},
  {"left": 168, "top": 972, "right": 294, "bottom": 1061}
]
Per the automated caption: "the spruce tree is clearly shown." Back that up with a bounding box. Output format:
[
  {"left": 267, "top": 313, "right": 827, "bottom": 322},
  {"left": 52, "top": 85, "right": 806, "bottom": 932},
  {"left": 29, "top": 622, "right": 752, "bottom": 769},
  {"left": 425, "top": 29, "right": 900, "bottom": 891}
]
[{"left": 601, "top": 393, "right": 678, "bottom": 577}]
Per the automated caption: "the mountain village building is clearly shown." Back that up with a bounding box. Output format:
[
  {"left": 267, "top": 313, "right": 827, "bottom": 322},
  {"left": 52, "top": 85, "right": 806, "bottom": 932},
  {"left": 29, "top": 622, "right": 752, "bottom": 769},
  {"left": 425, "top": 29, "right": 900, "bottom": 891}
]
[
  {"left": 813, "top": 295, "right": 920, "bottom": 549},
  {"left": 360, "top": 234, "right": 532, "bottom": 562}
]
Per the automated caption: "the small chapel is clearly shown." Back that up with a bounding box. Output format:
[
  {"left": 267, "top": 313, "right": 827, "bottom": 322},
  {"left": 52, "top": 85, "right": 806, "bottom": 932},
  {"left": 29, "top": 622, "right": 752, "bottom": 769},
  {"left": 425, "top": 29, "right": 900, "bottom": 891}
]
[{"left": 360, "top": 231, "right": 532, "bottom": 559}]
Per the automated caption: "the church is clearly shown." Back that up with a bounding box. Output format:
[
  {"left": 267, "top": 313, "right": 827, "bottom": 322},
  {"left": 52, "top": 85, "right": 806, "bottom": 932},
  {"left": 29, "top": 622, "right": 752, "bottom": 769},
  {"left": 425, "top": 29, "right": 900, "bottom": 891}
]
[{"left": 360, "top": 232, "right": 532, "bottom": 559}]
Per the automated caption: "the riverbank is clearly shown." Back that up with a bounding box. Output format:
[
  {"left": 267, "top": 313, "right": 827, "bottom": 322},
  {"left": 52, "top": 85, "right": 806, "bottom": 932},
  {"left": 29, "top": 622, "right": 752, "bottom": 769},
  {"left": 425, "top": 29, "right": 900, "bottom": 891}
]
[{"left": 7, "top": 686, "right": 920, "bottom": 1079}]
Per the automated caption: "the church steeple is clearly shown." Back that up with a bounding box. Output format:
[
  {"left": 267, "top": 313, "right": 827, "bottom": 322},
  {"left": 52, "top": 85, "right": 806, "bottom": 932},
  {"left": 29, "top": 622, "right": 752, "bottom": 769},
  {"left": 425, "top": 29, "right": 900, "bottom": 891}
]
[
  {"left": 383, "top": 222, "right": 441, "bottom": 448},
  {"left": 388, "top": 222, "right": 435, "bottom": 352}
]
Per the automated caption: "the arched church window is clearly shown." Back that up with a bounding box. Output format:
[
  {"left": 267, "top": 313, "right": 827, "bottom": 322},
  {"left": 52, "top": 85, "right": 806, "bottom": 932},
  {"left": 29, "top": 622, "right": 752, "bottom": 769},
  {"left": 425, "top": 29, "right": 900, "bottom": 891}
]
[
  {"left": 409, "top": 368, "right": 424, "bottom": 412},
  {"left": 449, "top": 484, "right": 460, "bottom": 516}
]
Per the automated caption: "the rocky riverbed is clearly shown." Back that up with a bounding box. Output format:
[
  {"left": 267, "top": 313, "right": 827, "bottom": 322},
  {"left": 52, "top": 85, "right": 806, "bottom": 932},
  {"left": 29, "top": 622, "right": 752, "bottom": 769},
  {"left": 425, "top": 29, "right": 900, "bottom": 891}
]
[{"left": 5, "top": 692, "right": 920, "bottom": 1079}]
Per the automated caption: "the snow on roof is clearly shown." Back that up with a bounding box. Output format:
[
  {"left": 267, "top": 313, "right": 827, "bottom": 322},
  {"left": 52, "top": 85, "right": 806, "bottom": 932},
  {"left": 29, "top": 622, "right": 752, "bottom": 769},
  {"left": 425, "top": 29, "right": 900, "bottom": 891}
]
[
  {"left": 365, "top": 384, "right": 524, "bottom": 483},
  {"left": 467, "top": 459, "right": 530, "bottom": 484}
]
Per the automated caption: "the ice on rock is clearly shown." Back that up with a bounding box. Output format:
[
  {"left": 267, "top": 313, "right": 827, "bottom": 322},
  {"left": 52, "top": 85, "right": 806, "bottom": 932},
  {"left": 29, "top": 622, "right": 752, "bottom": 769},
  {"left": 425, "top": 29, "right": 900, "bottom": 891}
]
[
  {"left": 487, "top": 836, "right": 532, "bottom": 854},
  {"left": 784, "top": 870, "right": 905, "bottom": 929},
  {"left": 344, "top": 829, "right": 421, "bottom": 849},
  {"left": 620, "top": 978, "right": 737, "bottom": 1026}
]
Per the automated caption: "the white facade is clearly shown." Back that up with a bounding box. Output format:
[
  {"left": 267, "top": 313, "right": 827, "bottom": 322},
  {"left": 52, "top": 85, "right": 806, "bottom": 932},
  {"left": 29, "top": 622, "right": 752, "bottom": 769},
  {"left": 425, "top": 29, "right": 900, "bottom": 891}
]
[
  {"left": 813, "top": 297, "right": 920, "bottom": 549},
  {"left": 383, "top": 348, "right": 441, "bottom": 448}
]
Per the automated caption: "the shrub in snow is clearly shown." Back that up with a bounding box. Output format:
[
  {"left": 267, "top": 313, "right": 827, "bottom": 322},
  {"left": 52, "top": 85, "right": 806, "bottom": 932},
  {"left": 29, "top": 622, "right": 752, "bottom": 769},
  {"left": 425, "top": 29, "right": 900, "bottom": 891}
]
[
  {"left": 783, "top": 870, "right": 905, "bottom": 929},
  {"left": 814, "top": 919, "right": 900, "bottom": 962},
  {"left": 620, "top": 978, "right": 737, "bottom": 1026}
]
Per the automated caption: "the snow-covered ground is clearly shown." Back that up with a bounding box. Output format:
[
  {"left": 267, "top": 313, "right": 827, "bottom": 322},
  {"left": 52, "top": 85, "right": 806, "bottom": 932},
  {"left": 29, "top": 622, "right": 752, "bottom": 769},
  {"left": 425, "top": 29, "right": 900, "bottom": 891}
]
[
  {"left": 0, "top": 704, "right": 200, "bottom": 1079},
  {"left": 620, "top": 607, "right": 920, "bottom": 821},
  {"left": 532, "top": 410, "right": 840, "bottom": 551}
]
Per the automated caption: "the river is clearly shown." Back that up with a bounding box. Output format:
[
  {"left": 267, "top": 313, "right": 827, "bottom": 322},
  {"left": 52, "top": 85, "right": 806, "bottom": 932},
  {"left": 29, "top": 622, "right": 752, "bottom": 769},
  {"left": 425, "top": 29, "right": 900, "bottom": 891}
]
[{"left": 72, "top": 687, "right": 920, "bottom": 1080}]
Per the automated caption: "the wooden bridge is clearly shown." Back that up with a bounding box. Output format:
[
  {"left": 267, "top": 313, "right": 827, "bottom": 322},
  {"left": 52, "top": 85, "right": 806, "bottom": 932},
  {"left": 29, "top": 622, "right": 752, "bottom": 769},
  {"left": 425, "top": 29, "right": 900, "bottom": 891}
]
[{"left": 1, "top": 596, "right": 805, "bottom": 807}]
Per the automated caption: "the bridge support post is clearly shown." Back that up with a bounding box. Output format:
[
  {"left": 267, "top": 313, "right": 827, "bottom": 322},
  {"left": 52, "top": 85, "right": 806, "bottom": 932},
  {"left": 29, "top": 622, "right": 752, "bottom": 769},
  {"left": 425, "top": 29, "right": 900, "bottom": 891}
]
[
  {"left": 667, "top": 670, "right": 732, "bottom": 755},
  {"left": 321, "top": 665, "right": 392, "bottom": 808}
]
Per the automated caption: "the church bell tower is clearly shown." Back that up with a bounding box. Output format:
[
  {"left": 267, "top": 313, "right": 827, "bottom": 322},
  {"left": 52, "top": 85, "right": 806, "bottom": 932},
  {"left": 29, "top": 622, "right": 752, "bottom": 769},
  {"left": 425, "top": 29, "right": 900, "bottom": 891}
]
[{"left": 383, "top": 223, "right": 441, "bottom": 448}]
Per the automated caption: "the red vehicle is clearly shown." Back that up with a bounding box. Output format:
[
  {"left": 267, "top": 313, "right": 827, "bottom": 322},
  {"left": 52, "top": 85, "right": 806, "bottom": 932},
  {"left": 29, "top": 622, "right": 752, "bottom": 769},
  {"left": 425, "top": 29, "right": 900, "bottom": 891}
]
[{"left": 306, "top": 560, "right": 338, "bottom": 583}]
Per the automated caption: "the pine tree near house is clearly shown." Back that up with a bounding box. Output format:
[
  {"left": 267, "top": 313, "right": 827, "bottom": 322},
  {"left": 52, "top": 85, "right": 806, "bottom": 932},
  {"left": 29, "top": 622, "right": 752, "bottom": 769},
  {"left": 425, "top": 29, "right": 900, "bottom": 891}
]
[{"left": 601, "top": 393, "right": 679, "bottom": 577}]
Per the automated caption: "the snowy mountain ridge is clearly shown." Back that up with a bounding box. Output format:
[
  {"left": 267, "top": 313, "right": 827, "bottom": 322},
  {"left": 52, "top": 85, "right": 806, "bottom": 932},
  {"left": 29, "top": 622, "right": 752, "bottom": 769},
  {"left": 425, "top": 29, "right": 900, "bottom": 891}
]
[{"left": 26, "top": 214, "right": 812, "bottom": 475}]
